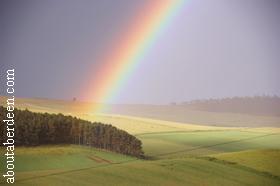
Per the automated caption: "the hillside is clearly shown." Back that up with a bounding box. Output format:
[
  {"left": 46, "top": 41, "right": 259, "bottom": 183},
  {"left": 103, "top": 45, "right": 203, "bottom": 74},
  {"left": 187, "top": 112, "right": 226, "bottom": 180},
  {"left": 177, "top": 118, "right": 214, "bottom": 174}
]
[
  {"left": 0, "top": 97, "right": 279, "bottom": 185},
  {"left": 103, "top": 96, "right": 280, "bottom": 127},
  {"left": 181, "top": 96, "right": 280, "bottom": 117},
  {"left": 1, "top": 96, "right": 280, "bottom": 127},
  {"left": 211, "top": 149, "right": 280, "bottom": 177},
  {"left": 0, "top": 107, "right": 143, "bottom": 157},
  {"left": 1, "top": 146, "right": 279, "bottom": 186}
]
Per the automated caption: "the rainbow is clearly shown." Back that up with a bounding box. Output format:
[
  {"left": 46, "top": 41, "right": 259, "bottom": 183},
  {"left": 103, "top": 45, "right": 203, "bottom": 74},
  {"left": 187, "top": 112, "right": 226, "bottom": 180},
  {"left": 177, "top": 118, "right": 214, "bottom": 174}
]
[{"left": 84, "top": 0, "right": 186, "bottom": 113}]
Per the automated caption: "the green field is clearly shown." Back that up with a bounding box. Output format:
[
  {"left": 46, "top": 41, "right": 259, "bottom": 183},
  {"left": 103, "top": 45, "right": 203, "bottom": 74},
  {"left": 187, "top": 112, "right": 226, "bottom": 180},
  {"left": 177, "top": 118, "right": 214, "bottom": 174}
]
[
  {"left": 1, "top": 145, "right": 280, "bottom": 186},
  {"left": 1, "top": 129, "right": 280, "bottom": 185},
  {"left": 138, "top": 130, "right": 280, "bottom": 158},
  {"left": 0, "top": 97, "right": 280, "bottom": 185}
]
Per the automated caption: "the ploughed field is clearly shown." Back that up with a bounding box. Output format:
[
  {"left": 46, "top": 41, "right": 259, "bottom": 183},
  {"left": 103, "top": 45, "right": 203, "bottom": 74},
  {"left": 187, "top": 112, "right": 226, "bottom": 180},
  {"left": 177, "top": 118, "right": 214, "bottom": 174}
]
[{"left": 0, "top": 97, "right": 280, "bottom": 185}]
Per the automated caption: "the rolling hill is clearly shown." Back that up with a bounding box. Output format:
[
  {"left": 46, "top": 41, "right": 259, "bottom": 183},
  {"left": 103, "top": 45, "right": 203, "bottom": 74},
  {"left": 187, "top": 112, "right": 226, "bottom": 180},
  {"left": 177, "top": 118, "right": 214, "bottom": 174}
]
[
  {"left": 1, "top": 96, "right": 279, "bottom": 127},
  {"left": 0, "top": 96, "right": 279, "bottom": 185}
]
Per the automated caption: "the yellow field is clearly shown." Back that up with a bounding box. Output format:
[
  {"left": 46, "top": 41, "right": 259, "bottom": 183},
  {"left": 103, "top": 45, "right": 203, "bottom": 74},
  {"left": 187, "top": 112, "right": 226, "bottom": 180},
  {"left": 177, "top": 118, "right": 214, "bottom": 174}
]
[
  {"left": 83, "top": 114, "right": 233, "bottom": 134},
  {"left": 2, "top": 96, "right": 280, "bottom": 128},
  {"left": 1, "top": 96, "right": 279, "bottom": 135}
]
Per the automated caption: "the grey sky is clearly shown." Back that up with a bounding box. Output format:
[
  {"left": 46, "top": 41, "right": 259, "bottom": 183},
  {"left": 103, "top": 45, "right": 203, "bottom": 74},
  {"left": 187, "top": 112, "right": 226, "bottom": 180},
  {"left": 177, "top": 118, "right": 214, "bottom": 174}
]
[{"left": 1, "top": 0, "right": 279, "bottom": 104}]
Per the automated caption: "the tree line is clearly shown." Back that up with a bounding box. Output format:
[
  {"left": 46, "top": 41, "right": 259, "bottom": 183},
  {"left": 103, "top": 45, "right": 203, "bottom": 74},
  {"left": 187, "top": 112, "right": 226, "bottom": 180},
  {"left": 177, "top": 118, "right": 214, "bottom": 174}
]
[
  {"left": 0, "top": 106, "right": 144, "bottom": 157},
  {"left": 180, "top": 96, "right": 280, "bottom": 117}
]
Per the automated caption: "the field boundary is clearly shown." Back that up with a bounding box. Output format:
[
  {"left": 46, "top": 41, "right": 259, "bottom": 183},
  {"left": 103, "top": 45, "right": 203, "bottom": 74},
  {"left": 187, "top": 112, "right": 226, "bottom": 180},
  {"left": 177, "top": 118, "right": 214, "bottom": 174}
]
[
  {"left": 8, "top": 132, "right": 280, "bottom": 184},
  {"left": 1, "top": 159, "right": 140, "bottom": 184},
  {"left": 88, "top": 155, "right": 112, "bottom": 163},
  {"left": 135, "top": 129, "right": 269, "bottom": 137},
  {"left": 152, "top": 132, "right": 280, "bottom": 157},
  {"left": 198, "top": 156, "right": 280, "bottom": 181}
]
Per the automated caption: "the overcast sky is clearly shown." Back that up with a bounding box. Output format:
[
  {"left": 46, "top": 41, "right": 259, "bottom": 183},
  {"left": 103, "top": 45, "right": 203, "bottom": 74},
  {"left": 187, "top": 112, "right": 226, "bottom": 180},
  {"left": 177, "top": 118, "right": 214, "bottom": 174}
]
[{"left": 1, "top": 0, "right": 280, "bottom": 104}]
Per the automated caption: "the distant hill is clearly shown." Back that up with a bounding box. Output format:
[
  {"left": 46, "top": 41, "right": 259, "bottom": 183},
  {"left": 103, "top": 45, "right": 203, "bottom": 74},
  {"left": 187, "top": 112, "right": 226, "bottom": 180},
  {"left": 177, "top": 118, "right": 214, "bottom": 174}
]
[
  {"left": 181, "top": 96, "right": 280, "bottom": 117},
  {"left": 103, "top": 96, "right": 280, "bottom": 127},
  {"left": 1, "top": 96, "right": 279, "bottom": 127}
]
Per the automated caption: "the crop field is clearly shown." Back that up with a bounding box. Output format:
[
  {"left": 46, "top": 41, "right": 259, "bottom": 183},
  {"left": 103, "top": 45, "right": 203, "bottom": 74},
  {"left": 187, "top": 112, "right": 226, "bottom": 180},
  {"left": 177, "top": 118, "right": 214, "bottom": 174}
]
[
  {"left": 137, "top": 130, "right": 280, "bottom": 158},
  {"left": 0, "top": 146, "right": 279, "bottom": 186},
  {"left": 0, "top": 97, "right": 280, "bottom": 185},
  {"left": 0, "top": 145, "right": 138, "bottom": 184},
  {"left": 1, "top": 97, "right": 280, "bottom": 128},
  {"left": 1, "top": 127, "right": 279, "bottom": 186},
  {"left": 211, "top": 149, "right": 280, "bottom": 176}
]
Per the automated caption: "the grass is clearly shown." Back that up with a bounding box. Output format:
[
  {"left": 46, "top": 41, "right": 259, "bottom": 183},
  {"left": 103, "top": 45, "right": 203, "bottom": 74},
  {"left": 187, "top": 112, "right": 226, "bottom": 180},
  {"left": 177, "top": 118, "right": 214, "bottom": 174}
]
[
  {"left": 2, "top": 96, "right": 280, "bottom": 128},
  {"left": 1, "top": 130, "right": 279, "bottom": 185},
  {"left": 211, "top": 149, "right": 280, "bottom": 177},
  {"left": 2, "top": 96, "right": 279, "bottom": 128},
  {"left": 1, "top": 97, "right": 280, "bottom": 185},
  {"left": 138, "top": 130, "right": 280, "bottom": 158},
  {"left": 1, "top": 147, "right": 279, "bottom": 186},
  {"left": 0, "top": 145, "right": 137, "bottom": 185},
  {"left": 85, "top": 114, "right": 232, "bottom": 135},
  {"left": 0, "top": 145, "right": 135, "bottom": 173}
]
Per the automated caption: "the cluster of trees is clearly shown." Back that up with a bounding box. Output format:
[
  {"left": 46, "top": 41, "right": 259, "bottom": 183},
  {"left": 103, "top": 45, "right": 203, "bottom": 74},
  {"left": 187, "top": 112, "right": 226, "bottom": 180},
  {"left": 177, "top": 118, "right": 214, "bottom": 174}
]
[
  {"left": 0, "top": 106, "right": 143, "bottom": 157},
  {"left": 180, "top": 96, "right": 280, "bottom": 117}
]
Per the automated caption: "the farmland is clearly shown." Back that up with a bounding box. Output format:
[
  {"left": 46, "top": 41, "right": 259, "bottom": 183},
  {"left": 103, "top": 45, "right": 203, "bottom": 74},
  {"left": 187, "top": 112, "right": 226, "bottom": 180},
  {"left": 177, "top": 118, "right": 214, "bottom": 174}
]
[
  {"left": 1, "top": 146, "right": 279, "bottom": 186},
  {"left": 0, "top": 97, "right": 279, "bottom": 185}
]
